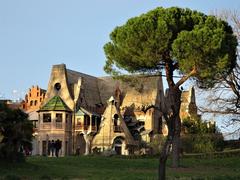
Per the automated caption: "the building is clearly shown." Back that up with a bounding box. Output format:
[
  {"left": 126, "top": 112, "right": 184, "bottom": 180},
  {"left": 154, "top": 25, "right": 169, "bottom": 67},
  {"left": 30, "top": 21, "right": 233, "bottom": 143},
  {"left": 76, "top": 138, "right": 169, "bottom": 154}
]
[
  {"left": 36, "top": 64, "right": 165, "bottom": 156},
  {"left": 180, "top": 87, "right": 198, "bottom": 120},
  {"left": 21, "top": 86, "right": 46, "bottom": 111},
  {"left": 19, "top": 86, "right": 46, "bottom": 155},
  {"left": 0, "top": 99, "right": 22, "bottom": 110}
]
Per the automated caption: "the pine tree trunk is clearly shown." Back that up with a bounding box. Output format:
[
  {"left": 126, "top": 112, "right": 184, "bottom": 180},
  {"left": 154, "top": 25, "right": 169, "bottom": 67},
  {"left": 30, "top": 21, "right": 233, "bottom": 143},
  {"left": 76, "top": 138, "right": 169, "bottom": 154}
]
[
  {"left": 172, "top": 126, "right": 180, "bottom": 167},
  {"left": 171, "top": 89, "right": 182, "bottom": 168},
  {"left": 158, "top": 138, "right": 172, "bottom": 180},
  {"left": 159, "top": 60, "right": 183, "bottom": 178},
  {"left": 164, "top": 87, "right": 182, "bottom": 169},
  {"left": 159, "top": 156, "right": 166, "bottom": 180}
]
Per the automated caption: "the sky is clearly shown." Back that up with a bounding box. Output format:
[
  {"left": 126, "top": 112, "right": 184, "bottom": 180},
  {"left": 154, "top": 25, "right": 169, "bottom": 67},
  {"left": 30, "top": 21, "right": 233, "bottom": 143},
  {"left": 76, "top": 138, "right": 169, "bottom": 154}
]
[{"left": 0, "top": 0, "right": 240, "bottom": 100}]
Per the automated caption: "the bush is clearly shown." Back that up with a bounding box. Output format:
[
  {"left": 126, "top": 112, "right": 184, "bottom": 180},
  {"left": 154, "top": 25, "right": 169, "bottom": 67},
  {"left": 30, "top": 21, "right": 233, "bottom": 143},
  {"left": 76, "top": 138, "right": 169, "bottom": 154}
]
[
  {"left": 181, "top": 133, "right": 224, "bottom": 153},
  {"left": 148, "top": 134, "right": 166, "bottom": 155}
]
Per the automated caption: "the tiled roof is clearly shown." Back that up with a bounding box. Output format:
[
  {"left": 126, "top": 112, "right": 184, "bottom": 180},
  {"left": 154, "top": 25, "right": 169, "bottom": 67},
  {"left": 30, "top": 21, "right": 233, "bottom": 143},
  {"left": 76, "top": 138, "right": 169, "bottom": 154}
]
[
  {"left": 39, "top": 96, "right": 71, "bottom": 112},
  {"left": 76, "top": 107, "right": 99, "bottom": 116}
]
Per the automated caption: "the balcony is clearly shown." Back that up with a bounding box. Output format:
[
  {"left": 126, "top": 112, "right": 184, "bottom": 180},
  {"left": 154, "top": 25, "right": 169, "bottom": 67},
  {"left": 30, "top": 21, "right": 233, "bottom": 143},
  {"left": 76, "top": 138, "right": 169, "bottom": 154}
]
[{"left": 41, "top": 123, "right": 51, "bottom": 129}]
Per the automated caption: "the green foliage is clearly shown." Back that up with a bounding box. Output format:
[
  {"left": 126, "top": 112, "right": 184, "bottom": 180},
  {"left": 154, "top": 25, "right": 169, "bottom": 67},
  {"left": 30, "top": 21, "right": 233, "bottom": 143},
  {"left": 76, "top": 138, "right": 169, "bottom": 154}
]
[
  {"left": 148, "top": 134, "right": 166, "bottom": 154},
  {"left": 182, "top": 134, "right": 224, "bottom": 153},
  {"left": 0, "top": 103, "right": 33, "bottom": 162},
  {"left": 104, "top": 7, "right": 237, "bottom": 88},
  {"left": 181, "top": 116, "right": 224, "bottom": 153},
  {"left": 182, "top": 116, "right": 216, "bottom": 134}
]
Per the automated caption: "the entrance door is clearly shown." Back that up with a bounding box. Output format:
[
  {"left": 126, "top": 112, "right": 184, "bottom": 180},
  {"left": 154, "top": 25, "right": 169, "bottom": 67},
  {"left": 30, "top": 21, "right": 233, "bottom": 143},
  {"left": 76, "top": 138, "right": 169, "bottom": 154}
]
[
  {"left": 113, "top": 137, "right": 124, "bottom": 155},
  {"left": 115, "top": 146, "right": 122, "bottom": 155}
]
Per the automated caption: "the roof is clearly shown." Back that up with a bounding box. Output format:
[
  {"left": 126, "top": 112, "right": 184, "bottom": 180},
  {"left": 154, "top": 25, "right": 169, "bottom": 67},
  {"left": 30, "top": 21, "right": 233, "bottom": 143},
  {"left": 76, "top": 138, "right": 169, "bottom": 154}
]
[
  {"left": 39, "top": 96, "right": 72, "bottom": 112},
  {"left": 27, "top": 110, "right": 39, "bottom": 120},
  {"left": 66, "top": 69, "right": 102, "bottom": 107},
  {"left": 76, "top": 107, "right": 99, "bottom": 116},
  {"left": 97, "top": 75, "right": 163, "bottom": 107}
]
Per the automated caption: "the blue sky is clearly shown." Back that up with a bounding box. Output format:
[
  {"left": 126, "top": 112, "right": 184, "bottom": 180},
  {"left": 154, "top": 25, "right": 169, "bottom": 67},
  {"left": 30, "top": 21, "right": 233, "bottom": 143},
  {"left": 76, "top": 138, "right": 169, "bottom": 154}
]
[{"left": 0, "top": 0, "right": 240, "bottom": 100}]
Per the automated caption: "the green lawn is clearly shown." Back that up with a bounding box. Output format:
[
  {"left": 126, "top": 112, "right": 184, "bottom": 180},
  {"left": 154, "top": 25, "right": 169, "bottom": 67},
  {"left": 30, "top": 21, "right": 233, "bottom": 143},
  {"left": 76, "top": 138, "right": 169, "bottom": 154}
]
[{"left": 0, "top": 156, "right": 240, "bottom": 180}]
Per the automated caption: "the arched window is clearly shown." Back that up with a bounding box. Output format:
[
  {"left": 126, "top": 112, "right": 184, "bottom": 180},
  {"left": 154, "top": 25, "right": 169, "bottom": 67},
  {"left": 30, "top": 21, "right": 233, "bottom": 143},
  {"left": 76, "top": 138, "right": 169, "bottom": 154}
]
[{"left": 113, "top": 114, "right": 119, "bottom": 126}]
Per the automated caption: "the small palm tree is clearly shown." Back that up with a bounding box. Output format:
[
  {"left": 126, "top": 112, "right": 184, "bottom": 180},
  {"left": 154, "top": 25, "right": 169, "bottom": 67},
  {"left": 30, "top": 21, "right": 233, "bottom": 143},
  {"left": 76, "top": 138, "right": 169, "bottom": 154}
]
[{"left": 0, "top": 103, "right": 33, "bottom": 162}]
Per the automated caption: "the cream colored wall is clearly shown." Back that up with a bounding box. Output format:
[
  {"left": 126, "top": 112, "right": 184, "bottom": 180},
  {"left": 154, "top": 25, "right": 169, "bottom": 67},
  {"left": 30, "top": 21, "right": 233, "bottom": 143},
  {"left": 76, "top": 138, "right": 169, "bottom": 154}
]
[
  {"left": 38, "top": 111, "right": 72, "bottom": 156},
  {"left": 119, "top": 76, "right": 163, "bottom": 134},
  {"left": 43, "top": 64, "right": 75, "bottom": 110},
  {"left": 92, "top": 102, "right": 127, "bottom": 150}
]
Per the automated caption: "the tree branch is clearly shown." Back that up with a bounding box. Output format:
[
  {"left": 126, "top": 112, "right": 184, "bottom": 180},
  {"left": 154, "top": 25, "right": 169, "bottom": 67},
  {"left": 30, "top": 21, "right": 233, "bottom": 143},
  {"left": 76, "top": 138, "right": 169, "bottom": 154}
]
[{"left": 175, "top": 66, "right": 197, "bottom": 88}]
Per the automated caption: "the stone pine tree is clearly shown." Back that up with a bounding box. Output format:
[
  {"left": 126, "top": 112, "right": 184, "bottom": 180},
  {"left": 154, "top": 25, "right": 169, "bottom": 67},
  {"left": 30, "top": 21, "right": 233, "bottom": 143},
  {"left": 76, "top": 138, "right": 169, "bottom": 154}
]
[{"left": 103, "top": 7, "right": 237, "bottom": 179}]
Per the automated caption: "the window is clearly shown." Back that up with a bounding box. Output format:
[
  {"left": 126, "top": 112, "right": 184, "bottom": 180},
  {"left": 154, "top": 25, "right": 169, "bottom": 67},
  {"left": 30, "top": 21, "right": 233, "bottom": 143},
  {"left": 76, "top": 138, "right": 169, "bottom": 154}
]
[
  {"left": 56, "top": 113, "right": 62, "bottom": 122},
  {"left": 34, "top": 100, "right": 37, "bottom": 105},
  {"left": 40, "top": 98, "right": 42, "bottom": 102},
  {"left": 30, "top": 101, "right": 33, "bottom": 106},
  {"left": 113, "top": 114, "right": 119, "bottom": 126},
  {"left": 43, "top": 113, "right": 51, "bottom": 122},
  {"left": 66, "top": 114, "right": 68, "bottom": 123},
  {"left": 54, "top": 83, "right": 61, "bottom": 91},
  {"left": 77, "top": 118, "right": 82, "bottom": 125},
  {"left": 84, "top": 116, "right": 90, "bottom": 126},
  {"left": 37, "top": 92, "right": 39, "bottom": 96},
  {"left": 29, "top": 93, "right": 31, "bottom": 97},
  {"left": 92, "top": 116, "right": 96, "bottom": 126}
]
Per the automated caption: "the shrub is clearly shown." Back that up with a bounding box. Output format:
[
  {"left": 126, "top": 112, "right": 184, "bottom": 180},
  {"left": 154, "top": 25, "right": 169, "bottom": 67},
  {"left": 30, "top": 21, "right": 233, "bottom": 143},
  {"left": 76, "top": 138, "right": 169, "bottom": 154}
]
[
  {"left": 181, "top": 133, "right": 224, "bottom": 153},
  {"left": 148, "top": 134, "right": 166, "bottom": 155}
]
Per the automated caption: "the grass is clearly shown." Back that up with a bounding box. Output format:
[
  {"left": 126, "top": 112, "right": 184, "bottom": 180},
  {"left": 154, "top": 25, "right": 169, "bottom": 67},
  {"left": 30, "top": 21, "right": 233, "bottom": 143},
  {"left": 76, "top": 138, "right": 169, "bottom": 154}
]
[{"left": 0, "top": 155, "right": 240, "bottom": 180}]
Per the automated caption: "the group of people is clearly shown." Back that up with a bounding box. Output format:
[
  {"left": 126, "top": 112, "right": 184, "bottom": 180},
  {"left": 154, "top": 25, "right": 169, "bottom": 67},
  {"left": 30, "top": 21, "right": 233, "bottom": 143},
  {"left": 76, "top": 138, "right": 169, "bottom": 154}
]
[{"left": 48, "top": 139, "right": 62, "bottom": 157}]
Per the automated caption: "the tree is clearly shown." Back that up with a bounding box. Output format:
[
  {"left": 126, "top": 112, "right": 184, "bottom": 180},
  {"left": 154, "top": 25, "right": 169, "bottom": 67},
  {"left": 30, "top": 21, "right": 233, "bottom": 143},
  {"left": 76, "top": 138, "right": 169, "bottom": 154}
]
[
  {"left": 103, "top": 7, "right": 237, "bottom": 179},
  {"left": 199, "top": 10, "right": 240, "bottom": 137},
  {"left": 0, "top": 103, "right": 33, "bottom": 162}
]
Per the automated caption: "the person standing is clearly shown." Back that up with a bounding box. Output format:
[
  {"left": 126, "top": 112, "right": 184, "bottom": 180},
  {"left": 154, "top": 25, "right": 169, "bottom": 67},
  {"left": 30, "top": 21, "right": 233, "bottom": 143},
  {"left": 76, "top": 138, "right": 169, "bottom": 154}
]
[
  {"left": 55, "top": 139, "right": 62, "bottom": 157},
  {"left": 50, "top": 140, "right": 55, "bottom": 157}
]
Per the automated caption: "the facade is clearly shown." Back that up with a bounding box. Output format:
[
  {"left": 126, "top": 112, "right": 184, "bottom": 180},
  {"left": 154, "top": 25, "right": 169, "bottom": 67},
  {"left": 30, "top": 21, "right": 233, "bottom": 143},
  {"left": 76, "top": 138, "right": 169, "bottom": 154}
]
[
  {"left": 35, "top": 64, "right": 199, "bottom": 156},
  {"left": 36, "top": 64, "right": 165, "bottom": 156},
  {"left": 20, "top": 86, "right": 46, "bottom": 155},
  {"left": 21, "top": 86, "right": 46, "bottom": 111},
  {"left": 180, "top": 87, "right": 198, "bottom": 120}
]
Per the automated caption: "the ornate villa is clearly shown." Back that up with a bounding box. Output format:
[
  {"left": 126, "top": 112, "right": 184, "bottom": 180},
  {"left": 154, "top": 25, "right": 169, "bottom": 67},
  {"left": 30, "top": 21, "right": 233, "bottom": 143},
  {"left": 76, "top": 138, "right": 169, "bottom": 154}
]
[{"left": 26, "top": 64, "right": 198, "bottom": 156}]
